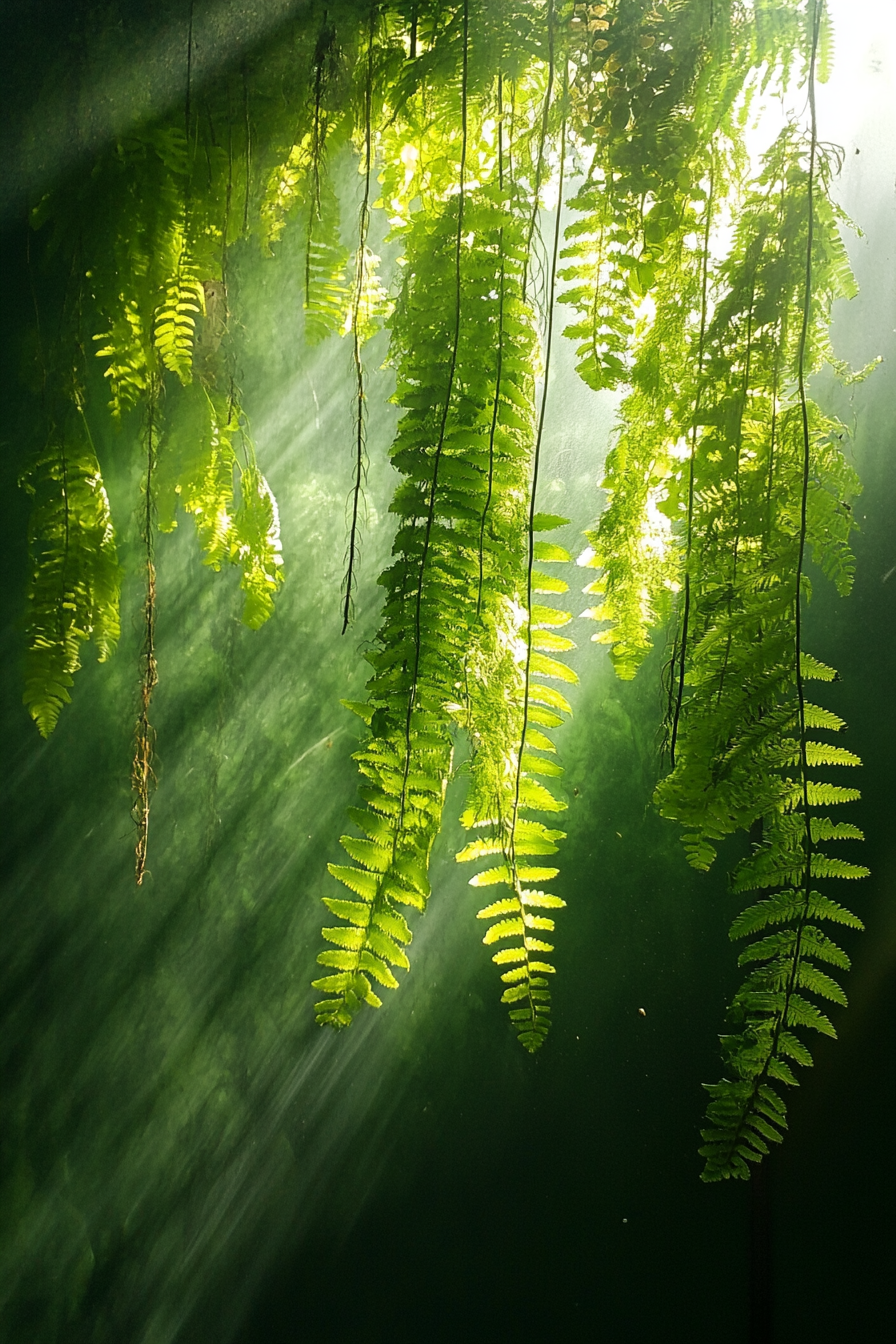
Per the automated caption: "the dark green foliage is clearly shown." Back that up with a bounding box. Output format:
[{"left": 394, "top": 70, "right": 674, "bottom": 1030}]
[{"left": 21, "top": 398, "right": 122, "bottom": 737}]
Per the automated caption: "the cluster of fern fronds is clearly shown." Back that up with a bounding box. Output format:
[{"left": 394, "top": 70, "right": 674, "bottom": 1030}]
[
  {"left": 19, "top": 0, "right": 873, "bottom": 1168},
  {"left": 314, "top": 3, "right": 577, "bottom": 1050},
  {"left": 582, "top": 6, "right": 873, "bottom": 1177}
]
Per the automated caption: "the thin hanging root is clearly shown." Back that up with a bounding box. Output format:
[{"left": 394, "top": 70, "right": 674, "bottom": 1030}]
[
  {"left": 342, "top": 7, "right": 375, "bottom": 635},
  {"left": 132, "top": 400, "right": 159, "bottom": 886},
  {"left": 669, "top": 155, "right": 714, "bottom": 767},
  {"left": 132, "top": 560, "right": 158, "bottom": 885}
]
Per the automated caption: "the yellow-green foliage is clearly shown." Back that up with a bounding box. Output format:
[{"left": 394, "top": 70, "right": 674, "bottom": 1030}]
[
  {"left": 156, "top": 383, "right": 283, "bottom": 629},
  {"left": 19, "top": 0, "right": 873, "bottom": 1142},
  {"left": 457, "top": 513, "right": 575, "bottom": 1053}
]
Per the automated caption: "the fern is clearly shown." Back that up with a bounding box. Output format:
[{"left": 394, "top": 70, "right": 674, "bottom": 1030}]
[
  {"left": 261, "top": 123, "right": 351, "bottom": 342},
  {"left": 232, "top": 460, "right": 285, "bottom": 630},
  {"left": 578, "top": 196, "right": 707, "bottom": 678},
  {"left": 304, "top": 163, "right": 352, "bottom": 345},
  {"left": 21, "top": 398, "right": 122, "bottom": 737},
  {"left": 560, "top": 0, "right": 785, "bottom": 393},
  {"left": 661, "top": 12, "right": 869, "bottom": 1179},
  {"left": 156, "top": 382, "right": 284, "bottom": 628},
  {"left": 457, "top": 109, "right": 574, "bottom": 1051},
  {"left": 652, "top": 126, "right": 866, "bottom": 868},
  {"left": 457, "top": 518, "right": 574, "bottom": 1052},
  {"left": 261, "top": 134, "right": 314, "bottom": 254},
  {"left": 93, "top": 300, "right": 153, "bottom": 420},
  {"left": 314, "top": 2, "right": 562, "bottom": 1030},
  {"left": 153, "top": 245, "right": 205, "bottom": 384},
  {"left": 569, "top": 3, "right": 872, "bottom": 1171},
  {"left": 315, "top": 40, "right": 476, "bottom": 1024},
  {"left": 88, "top": 126, "right": 199, "bottom": 416}
]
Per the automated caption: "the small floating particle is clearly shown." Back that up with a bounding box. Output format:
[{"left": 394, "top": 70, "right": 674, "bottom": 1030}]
[{"left": 638, "top": 1007, "right": 647, "bottom": 1017}]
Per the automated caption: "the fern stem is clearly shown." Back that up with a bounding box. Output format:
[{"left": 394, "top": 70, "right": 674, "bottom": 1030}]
[
  {"left": 669, "top": 154, "right": 714, "bottom": 767},
  {"left": 342, "top": 6, "right": 376, "bottom": 635},
  {"left": 762, "top": 346, "right": 780, "bottom": 557}
]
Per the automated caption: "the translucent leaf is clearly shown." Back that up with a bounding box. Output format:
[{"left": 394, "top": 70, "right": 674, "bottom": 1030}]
[
  {"left": 359, "top": 951, "right": 400, "bottom": 989},
  {"left": 477, "top": 897, "right": 520, "bottom": 919},
  {"left": 327, "top": 863, "right": 378, "bottom": 902},
  {"left": 322, "top": 926, "right": 363, "bottom": 951},
  {"left": 322, "top": 898, "right": 370, "bottom": 927},
  {"left": 483, "top": 917, "right": 526, "bottom": 944},
  {"left": 339, "top": 835, "right": 392, "bottom": 872}
]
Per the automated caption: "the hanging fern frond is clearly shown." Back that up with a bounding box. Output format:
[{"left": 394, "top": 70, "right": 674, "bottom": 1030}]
[
  {"left": 152, "top": 242, "right": 206, "bottom": 384},
  {"left": 652, "top": 125, "right": 866, "bottom": 867},
  {"left": 578, "top": 190, "right": 708, "bottom": 678},
  {"left": 93, "top": 300, "right": 153, "bottom": 421},
  {"left": 157, "top": 382, "right": 236, "bottom": 567},
  {"left": 231, "top": 458, "right": 285, "bottom": 630},
  {"left": 561, "top": 0, "right": 759, "bottom": 393},
  {"left": 343, "top": 8, "right": 379, "bottom": 634},
  {"left": 457, "top": 517, "right": 574, "bottom": 1052},
  {"left": 313, "top": 0, "right": 561, "bottom": 1030},
  {"left": 261, "top": 134, "right": 314, "bottom": 255},
  {"left": 456, "top": 102, "right": 573, "bottom": 1052},
  {"left": 87, "top": 126, "right": 197, "bottom": 416},
  {"left": 304, "top": 159, "right": 352, "bottom": 345},
  {"left": 635, "top": 7, "right": 871, "bottom": 1178},
  {"left": 303, "top": 14, "right": 352, "bottom": 343},
  {"left": 698, "top": 744, "right": 866, "bottom": 1181},
  {"left": 156, "top": 381, "right": 284, "bottom": 628},
  {"left": 315, "top": 69, "right": 476, "bottom": 1026},
  {"left": 21, "top": 399, "right": 122, "bottom": 737}
]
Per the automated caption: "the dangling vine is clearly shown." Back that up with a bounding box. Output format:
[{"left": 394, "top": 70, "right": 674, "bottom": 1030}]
[
  {"left": 132, "top": 386, "right": 160, "bottom": 886},
  {"left": 342, "top": 5, "right": 377, "bottom": 633},
  {"left": 17, "top": 1, "right": 879, "bottom": 1170}
]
